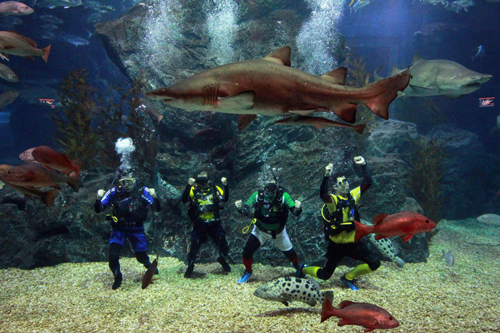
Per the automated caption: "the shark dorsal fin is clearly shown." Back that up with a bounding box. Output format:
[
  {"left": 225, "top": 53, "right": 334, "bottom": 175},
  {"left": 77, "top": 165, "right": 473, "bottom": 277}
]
[
  {"left": 321, "top": 67, "right": 347, "bottom": 85},
  {"left": 413, "top": 54, "right": 423, "bottom": 64},
  {"left": 391, "top": 66, "right": 401, "bottom": 76},
  {"left": 263, "top": 46, "right": 291, "bottom": 66}
]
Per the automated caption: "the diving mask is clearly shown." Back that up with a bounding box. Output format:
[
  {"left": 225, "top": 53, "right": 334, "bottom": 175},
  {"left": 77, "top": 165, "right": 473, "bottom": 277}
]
[
  {"left": 264, "top": 182, "right": 278, "bottom": 197},
  {"left": 119, "top": 177, "right": 136, "bottom": 191},
  {"left": 335, "top": 179, "right": 349, "bottom": 187},
  {"left": 196, "top": 177, "right": 208, "bottom": 187}
]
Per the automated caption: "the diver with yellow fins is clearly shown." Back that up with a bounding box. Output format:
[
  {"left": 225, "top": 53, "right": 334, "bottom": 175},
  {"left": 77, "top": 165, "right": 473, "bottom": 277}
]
[
  {"left": 182, "top": 171, "right": 231, "bottom": 278},
  {"left": 296, "top": 156, "right": 380, "bottom": 290}
]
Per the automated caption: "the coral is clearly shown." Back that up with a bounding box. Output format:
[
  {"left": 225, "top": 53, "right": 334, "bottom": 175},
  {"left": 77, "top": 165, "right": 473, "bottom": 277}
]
[{"left": 405, "top": 136, "right": 446, "bottom": 239}]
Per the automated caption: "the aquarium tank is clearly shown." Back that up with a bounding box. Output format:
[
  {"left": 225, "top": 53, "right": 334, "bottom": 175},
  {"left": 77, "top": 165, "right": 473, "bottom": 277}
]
[{"left": 0, "top": 0, "right": 499, "bottom": 331}]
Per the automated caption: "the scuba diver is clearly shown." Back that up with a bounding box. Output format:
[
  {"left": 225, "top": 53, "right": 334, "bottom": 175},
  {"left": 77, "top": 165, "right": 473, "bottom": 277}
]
[
  {"left": 296, "top": 156, "right": 379, "bottom": 290},
  {"left": 235, "top": 172, "right": 302, "bottom": 284},
  {"left": 181, "top": 171, "right": 230, "bottom": 278},
  {"left": 95, "top": 171, "right": 161, "bottom": 290}
]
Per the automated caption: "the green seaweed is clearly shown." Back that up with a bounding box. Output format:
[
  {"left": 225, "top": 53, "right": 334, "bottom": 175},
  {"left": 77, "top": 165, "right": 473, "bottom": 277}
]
[{"left": 405, "top": 136, "right": 447, "bottom": 240}]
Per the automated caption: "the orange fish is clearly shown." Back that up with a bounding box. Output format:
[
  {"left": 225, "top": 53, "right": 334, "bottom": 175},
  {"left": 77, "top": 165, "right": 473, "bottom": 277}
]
[
  {"left": 321, "top": 298, "right": 399, "bottom": 332},
  {"left": 20, "top": 146, "right": 80, "bottom": 179},
  {"left": 354, "top": 211, "right": 437, "bottom": 242},
  {"left": 142, "top": 254, "right": 160, "bottom": 289},
  {"left": 1, "top": 162, "right": 80, "bottom": 192},
  {"left": 0, "top": 31, "right": 50, "bottom": 63},
  {"left": 0, "top": 164, "right": 58, "bottom": 207}
]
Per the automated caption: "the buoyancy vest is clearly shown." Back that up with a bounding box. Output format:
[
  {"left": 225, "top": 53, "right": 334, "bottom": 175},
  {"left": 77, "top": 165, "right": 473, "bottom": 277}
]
[
  {"left": 254, "top": 188, "right": 288, "bottom": 231},
  {"left": 321, "top": 191, "right": 360, "bottom": 243},
  {"left": 190, "top": 184, "right": 221, "bottom": 221},
  {"left": 111, "top": 187, "right": 149, "bottom": 224}
]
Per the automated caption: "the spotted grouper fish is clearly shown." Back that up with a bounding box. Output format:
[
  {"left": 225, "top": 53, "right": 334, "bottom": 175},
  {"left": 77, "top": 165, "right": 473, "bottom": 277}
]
[
  {"left": 254, "top": 276, "right": 333, "bottom": 307},
  {"left": 366, "top": 234, "right": 405, "bottom": 267}
]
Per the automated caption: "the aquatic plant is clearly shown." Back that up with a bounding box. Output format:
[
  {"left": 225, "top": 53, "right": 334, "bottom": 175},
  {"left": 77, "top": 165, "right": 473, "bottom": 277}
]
[
  {"left": 405, "top": 136, "right": 446, "bottom": 239},
  {"left": 52, "top": 69, "right": 101, "bottom": 170}
]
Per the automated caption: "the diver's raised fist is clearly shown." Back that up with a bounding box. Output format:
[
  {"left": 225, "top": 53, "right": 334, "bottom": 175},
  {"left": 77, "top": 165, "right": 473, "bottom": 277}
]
[
  {"left": 221, "top": 177, "right": 227, "bottom": 186},
  {"left": 188, "top": 178, "right": 195, "bottom": 185},
  {"left": 235, "top": 200, "right": 243, "bottom": 210},
  {"left": 325, "top": 163, "right": 333, "bottom": 177},
  {"left": 354, "top": 156, "right": 366, "bottom": 165},
  {"left": 147, "top": 188, "right": 157, "bottom": 198},
  {"left": 97, "top": 189, "right": 105, "bottom": 199},
  {"left": 294, "top": 200, "right": 302, "bottom": 209}
]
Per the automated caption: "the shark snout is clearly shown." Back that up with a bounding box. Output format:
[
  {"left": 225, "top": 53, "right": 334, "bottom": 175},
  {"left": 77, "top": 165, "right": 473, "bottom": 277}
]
[
  {"left": 145, "top": 89, "right": 176, "bottom": 101},
  {"left": 477, "top": 74, "right": 493, "bottom": 84}
]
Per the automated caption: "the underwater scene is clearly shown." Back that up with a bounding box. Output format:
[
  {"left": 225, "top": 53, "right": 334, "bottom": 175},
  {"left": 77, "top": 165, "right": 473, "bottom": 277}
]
[{"left": 0, "top": 0, "right": 499, "bottom": 332}]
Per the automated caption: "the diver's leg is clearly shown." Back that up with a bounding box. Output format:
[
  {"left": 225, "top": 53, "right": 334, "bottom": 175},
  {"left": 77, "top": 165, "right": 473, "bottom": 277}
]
[
  {"left": 302, "top": 241, "right": 343, "bottom": 281},
  {"left": 237, "top": 228, "right": 266, "bottom": 283},
  {"left": 185, "top": 226, "right": 206, "bottom": 278},
  {"left": 109, "top": 242, "right": 123, "bottom": 290},
  {"left": 345, "top": 242, "right": 381, "bottom": 281},
  {"left": 209, "top": 222, "right": 231, "bottom": 272},
  {"left": 275, "top": 227, "right": 299, "bottom": 269}
]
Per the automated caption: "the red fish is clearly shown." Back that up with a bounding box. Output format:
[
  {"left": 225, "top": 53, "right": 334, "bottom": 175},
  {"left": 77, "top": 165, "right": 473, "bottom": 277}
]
[
  {"left": 321, "top": 298, "right": 399, "bottom": 332},
  {"left": 142, "top": 254, "right": 160, "bottom": 289},
  {"left": 0, "top": 164, "right": 58, "bottom": 207},
  {"left": 355, "top": 211, "right": 436, "bottom": 242},
  {"left": 1, "top": 162, "right": 80, "bottom": 192},
  {"left": 20, "top": 146, "right": 80, "bottom": 180}
]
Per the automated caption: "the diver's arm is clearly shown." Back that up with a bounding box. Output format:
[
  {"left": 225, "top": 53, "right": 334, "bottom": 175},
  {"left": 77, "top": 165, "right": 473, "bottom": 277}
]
[
  {"left": 181, "top": 184, "right": 192, "bottom": 204},
  {"left": 94, "top": 200, "right": 105, "bottom": 213},
  {"left": 237, "top": 192, "right": 257, "bottom": 217},
  {"left": 151, "top": 197, "right": 161, "bottom": 212},
  {"left": 95, "top": 189, "right": 110, "bottom": 213},
  {"left": 320, "top": 177, "right": 333, "bottom": 203},
  {"left": 284, "top": 192, "right": 302, "bottom": 216},
  {"left": 359, "top": 164, "right": 373, "bottom": 194},
  {"left": 220, "top": 185, "right": 229, "bottom": 202}
]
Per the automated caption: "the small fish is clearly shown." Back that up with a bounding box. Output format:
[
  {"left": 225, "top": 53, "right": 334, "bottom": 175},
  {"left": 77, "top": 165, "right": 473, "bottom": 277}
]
[
  {"left": 442, "top": 250, "right": 455, "bottom": 267},
  {"left": 60, "top": 34, "right": 89, "bottom": 47},
  {"left": 471, "top": 45, "right": 485, "bottom": 64},
  {"left": 321, "top": 298, "right": 399, "bottom": 332},
  {"left": 275, "top": 116, "right": 366, "bottom": 134},
  {"left": 0, "top": 1, "right": 34, "bottom": 16},
  {"left": 42, "top": 0, "right": 82, "bottom": 9},
  {"left": 476, "top": 214, "right": 500, "bottom": 226},
  {"left": 254, "top": 276, "right": 334, "bottom": 307},
  {"left": 354, "top": 211, "right": 437, "bottom": 242},
  {"left": 0, "top": 63, "right": 18, "bottom": 82},
  {"left": 1, "top": 162, "right": 80, "bottom": 192},
  {"left": 0, "top": 91, "right": 19, "bottom": 110},
  {"left": 0, "top": 31, "right": 51, "bottom": 63},
  {"left": 142, "top": 254, "right": 159, "bottom": 289}
]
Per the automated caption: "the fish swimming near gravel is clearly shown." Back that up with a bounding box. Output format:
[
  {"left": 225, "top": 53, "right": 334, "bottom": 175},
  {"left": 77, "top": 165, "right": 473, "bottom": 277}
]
[
  {"left": 354, "top": 211, "right": 437, "bottom": 242},
  {"left": 321, "top": 298, "right": 399, "bottom": 332},
  {"left": 442, "top": 250, "right": 455, "bottom": 267},
  {"left": 146, "top": 46, "right": 411, "bottom": 130},
  {"left": 476, "top": 214, "right": 500, "bottom": 226},
  {"left": 142, "top": 254, "right": 159, "bottom": 289},
  {"left": 254, "top": 276, "right": 334, "bottom": 307},
  {"left": 0, "top": 31, "right": 51, "bottom": 63},
  {"left": 366, "top": 234, "right": 405, "bottom": 268}
]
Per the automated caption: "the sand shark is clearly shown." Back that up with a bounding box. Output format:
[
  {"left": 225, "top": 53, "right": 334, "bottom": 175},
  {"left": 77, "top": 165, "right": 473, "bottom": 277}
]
[
  {"left": 146, "top": 46, "right": 411, "bottom": 130},
  {"left": 392, "top": 54, "right": 492, "bottom": 98}
]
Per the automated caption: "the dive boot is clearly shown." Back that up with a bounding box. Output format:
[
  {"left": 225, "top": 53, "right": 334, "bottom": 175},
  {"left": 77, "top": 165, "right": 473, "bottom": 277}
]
[
  {"left": 340, "top": 274, "right": 359, "bottom": 291},
  {"left": 295, "top": 263, "right": 307, "bottom": 278},
  {"left": 237, "top": 270, "right": 252, "bottom": 284},
  {"left": 184, "top": 264, "right": 194, "bottom": 278},
  {"left": 217, "top": 256, "right": 231, "bottom": 273},
  {"left": 112, "top": 273, "right": 123, "bottom": 290}
]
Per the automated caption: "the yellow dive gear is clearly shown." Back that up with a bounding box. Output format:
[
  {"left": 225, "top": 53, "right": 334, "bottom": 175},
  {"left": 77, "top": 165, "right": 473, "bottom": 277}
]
[
  {"left": 349, "top": 0, "right": 355, "bottom": 6},
  {"left": 106, "top": 214, "right": 118, "bottom": 223},
  {"left": 242, "top": 218, "right": 257, "bottom": 234}
]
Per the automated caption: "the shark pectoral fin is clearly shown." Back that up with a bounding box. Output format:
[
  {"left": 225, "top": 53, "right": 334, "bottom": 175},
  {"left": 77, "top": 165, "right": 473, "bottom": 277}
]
[
  {"left": 218, "top": 91, "right": 255, "bottom": 110},
  {"left": 401, "top": 234, "right": 413, "bottom": 242},
  {"left": 412, "top": 54, "right": 424, "bottom": 64},
  {"left": 238, "top": 114, "right": 257, "bottom": 131},
  {"left": 289, "top": 110, "right": 316, "bottom": 116},
  {"left": 321, "top": 67, "right": 347, "bottom": 85},
  {"left": 331, "top": 103, "right": 357, "bottom": 123}
]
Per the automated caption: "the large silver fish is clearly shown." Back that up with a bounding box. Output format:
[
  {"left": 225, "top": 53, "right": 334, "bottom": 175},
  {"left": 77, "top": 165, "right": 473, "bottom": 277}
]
[{"left": 254, "top": 276, "right": 333, "bottom": 307}]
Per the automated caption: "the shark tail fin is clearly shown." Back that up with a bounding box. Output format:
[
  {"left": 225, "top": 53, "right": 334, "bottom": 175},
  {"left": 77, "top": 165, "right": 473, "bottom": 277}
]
[{"left": 362, "top": 67, "right": 412, "bottom": 120}]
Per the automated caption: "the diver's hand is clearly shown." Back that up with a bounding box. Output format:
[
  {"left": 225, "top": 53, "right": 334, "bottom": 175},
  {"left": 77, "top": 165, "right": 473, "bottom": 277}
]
[
  {"left": 325, "top": 163, "right": 333, "bottom": 177},
  {"left": 354, "top": 156, "right": 366, "bottom": 165},
  {"left": 188, "top": 178, "right": 195, "bottom": 185},
  {"left": 147, "top": 188, "right": 157, "bottom": 198},
  {"left": 221, "top": 177, "right": 227, "bottom": 186},
  {"left": 235, "top": 200, "right": 242, "bottom": 210},
  {"left": 295, "top": 200, "right": 301, "bottom": 209},
  {"left": 97, "top": 189, "right": 105, "bottom": 199}
]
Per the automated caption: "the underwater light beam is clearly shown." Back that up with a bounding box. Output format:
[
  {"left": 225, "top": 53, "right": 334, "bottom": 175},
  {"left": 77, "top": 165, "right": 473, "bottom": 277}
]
[{"left": 296, "top": 0, "right": 344, "bottom": 75}]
